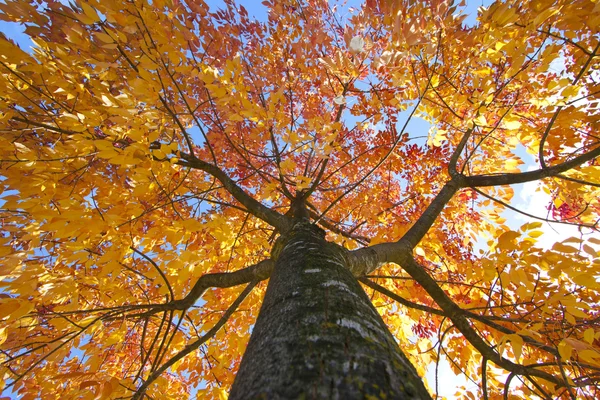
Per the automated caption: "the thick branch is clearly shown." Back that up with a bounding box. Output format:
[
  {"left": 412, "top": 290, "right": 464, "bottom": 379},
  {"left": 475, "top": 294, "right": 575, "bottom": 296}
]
[
  {"left": 346, "top": 176, "right": 463, "bottom": 276},
  {"left": 132, "top": 280, "right": 257, "bottom": 400},
  {"left": 359, "top": 277, "right": 444, "bottom": 316},
  {"left": 448, "top": 128, "right": 473, "bottom": 177},
  {"left": 401, "top": 176, "right": 464, "bottom": 248},
  {"left": 363, "top": 275, "right": 562, "bottom": 363},
  {"left": 466, "top": 144, "right": 600, "bottom": 187},
  {"left": 390, "top": 249, "right": 564, "bottom": 385},
  {"left": 177, "top": 259, "right": 274, "bottom": 309},
  {"left": 349, "top": 242, "right": 564, "bottom": 385},
  {"left": 54, "top": 260, "right": 274, "bottom": 318},
  {"left": 177, "top": 154, "right": 291, "bottom": 232}
]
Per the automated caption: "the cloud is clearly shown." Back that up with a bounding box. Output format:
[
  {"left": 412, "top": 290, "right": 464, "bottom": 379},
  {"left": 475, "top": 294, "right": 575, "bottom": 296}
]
[{"left": 512, "top": 180, "right": 582, "bottom": 249}]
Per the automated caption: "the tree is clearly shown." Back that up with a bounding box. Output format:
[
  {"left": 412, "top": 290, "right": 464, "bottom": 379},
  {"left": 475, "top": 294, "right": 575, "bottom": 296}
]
[{"left": 0, "top": 0, "right": 599, "bottom": 398}]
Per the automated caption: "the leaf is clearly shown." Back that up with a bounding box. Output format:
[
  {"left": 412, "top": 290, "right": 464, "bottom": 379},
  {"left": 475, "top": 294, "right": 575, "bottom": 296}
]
[
  {"left": 279, "top": 157, "right": 297, "bottom": 174},
  {"left": 503, "top": 119, "right": 521, "bottom": 130},
  {"left": 583, "top": 244, "right": 597, "bottom": 258},
  {"left": 0, "top": 328, "right": 7, "bottom": 346},
  {"left": 473, "top": 114, "right": 487, "bottom": 126},
  {"left": 558, "top": 340, "right": 573, "bottom": 361},
  {"left": 0, "top": 299, "right": 21, "bottom": 320},
  {"left": 79, "top": 3, "right": 101, "bottom": 24},
  {"left": 94, "top": 32, "right": 113, "bottom": 43},
  {"left": 295, "top": 176, "right": 312, "bottom": 190},
  {"left": 497, "top": 230, "right": 520, "bottom": 250},
  {"left": 573, "top": 274, "right": 600, "bottom": 289},
  {"left": 101, "top": 94, "right": 114, "bottom": 107},
  {"left": 584, "top": 328, "right": 595, "bottom": 344},
  {"left": 552, "top": 242, "right": 579, "bottom": 253}
]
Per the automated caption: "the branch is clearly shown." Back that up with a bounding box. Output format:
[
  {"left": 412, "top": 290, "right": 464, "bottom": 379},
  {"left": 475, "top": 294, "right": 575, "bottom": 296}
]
[
  {"left": 50, "top": 259, "right": 274, "bottom": 318},
  {"left": 400, "top": 176, "right": 464, "bottom": 248},
  {"left": 448, "top": 128, "right": 473, "bottom": 177},
  {"left": 361, "top": 277, "right": 561, "bottom": 361},
  {"left": 130, "top": 246, "right": 175, "bottom": 301},
  {"left": 176, "top": 154, "right": 291, "bottom": 232},
  {"left": 466, "top": 144, "right": 600, "bottom": 187},
  {"left": 11, "top": 116, "right": 80, "bottom": 136},
  {"left": 556, "top": 173, "right": 600, "bottom": 188},
  {"left": 350, "top": 241, "right": 566, "bottom": 386},
  {"left": 177, "top": 259, "right": 274, "bottom": 309},
  {"left": 347, "top": 176, "right": 464, "bottom": 276},
  {"left": 396, "top": 254, "right": 565, "bottom": 386},
  {"left": 132, "top": 280, "right": 257, "bottom": 400},
  {"left": 539, "top": 41, "right": 600, "bottom": 169},
  {"left": 314, "top": 79, "right": 431, "bottom": 225},
  {"left": 359, "top": 277, "right": 444, "bottom": 316},
  {"left": 472, "top": 187, "right": 598, "bottom": 230},
  {"left": 307, "top": 207, "right": 370, "bottom": 245}
]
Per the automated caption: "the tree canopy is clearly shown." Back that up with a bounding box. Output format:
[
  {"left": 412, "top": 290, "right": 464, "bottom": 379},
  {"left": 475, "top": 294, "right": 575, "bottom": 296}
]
[{"left": 0, "top": 0, "right": 599, "bottom": 398}]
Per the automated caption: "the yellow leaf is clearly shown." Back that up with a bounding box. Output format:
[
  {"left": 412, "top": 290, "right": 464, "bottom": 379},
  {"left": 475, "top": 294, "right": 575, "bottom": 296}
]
[
  {"left": 80, "top": 3, "right": 100, "bottom": 23},
  {"left": 0, "top": 328, "right": 7, "bottom": 346},
  {"left": 295, "top": 176, "right": 312, "bottom": 190},
  {"left": 521, "top": 222, "right": 543, "bottom": 230},
  {"left": 100, "top": 381, "right": 114, "bottom": 399},
  {"left": 497, "top": 230, "right": 520, "bottom": 250},
  {"left": 473, "top": 114, "right": 487, "bottom": 126},
  {"left": 101, "top": 94, "right": 114, "bottom": 107},
  {"left": 583, "top": 244, "right": 597, "bottom": 258},
  {"left": 0, "top": 299, "right": 21, "bottom": 320},
  {"left": 517, "top": 328, "right": 542, "bottom": 339},
  {"left": 415, "top": 247, "right": 426, "bottom": 257},
  {"left": 94, "top": 32, "right": 113, "bottom": 43},
  {"left": 573, "top": 274, "right": 600, "bottom": 289},
  {"left": 279, "top": 158, "right": 296, "bottom": 174},
  {"left": 75, "top": 13, "right": 96, "bottom": 25},
  {"left": 152, "top": 149, "right": 166, "bottom": 159},
  {"left": 561, "top": 85, "right": 580, "bottom": 99},
  {"left": 503, "top": 119, "right": 521, "bottom": 130},
  {"left": 216, "top": 388, "right": 228, "bottom": 400},
  {"left": 552, "top": 242, "right": 578, "bottom": 253},
  {"left": 509, "top": 334, "right": 523, "bottom": 361},
  {"left": 584, "top": 328, "right": 595, "bottom": 344},
  {"left": 504, "top": 158, "right": 522, "bottom": 171},
  {"left": 558, "top": 340, "right": 573, "bottom": 361},
  {"left": 579, "top": 349, "right": 600, "bottom": 366}
]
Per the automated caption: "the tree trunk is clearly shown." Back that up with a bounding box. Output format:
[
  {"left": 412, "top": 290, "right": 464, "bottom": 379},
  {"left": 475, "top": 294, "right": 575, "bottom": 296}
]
[{"left": 229, "top": 221, "right": 431, "bottom": 399}]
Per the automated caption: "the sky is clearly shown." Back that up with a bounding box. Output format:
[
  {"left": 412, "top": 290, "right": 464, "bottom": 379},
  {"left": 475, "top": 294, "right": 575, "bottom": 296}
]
[{"left": 1, "top": 0, "right": 559, "bottom": 399}]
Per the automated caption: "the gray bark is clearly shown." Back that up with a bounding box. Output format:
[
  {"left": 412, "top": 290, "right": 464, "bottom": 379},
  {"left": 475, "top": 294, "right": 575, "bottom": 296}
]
[{"left": 229, "top": 221, "right": 431, "bottom": 399}]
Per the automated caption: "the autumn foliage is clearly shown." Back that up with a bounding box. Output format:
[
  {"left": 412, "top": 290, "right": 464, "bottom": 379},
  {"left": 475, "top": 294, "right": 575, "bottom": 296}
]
[{"left": 0, "top": 0, "right": 599, "bottom": 398}]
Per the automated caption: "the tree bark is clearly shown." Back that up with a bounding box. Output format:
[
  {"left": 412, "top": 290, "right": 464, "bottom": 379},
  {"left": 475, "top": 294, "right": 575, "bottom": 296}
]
[{"left": 229, "top": 221, "right": 431, "bottom": 399}]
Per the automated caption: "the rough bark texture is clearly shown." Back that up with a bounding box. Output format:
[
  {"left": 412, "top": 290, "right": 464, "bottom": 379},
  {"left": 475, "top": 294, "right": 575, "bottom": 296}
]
[{"left": 229, "top": 221, "right": 431, "bottom": 399}]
